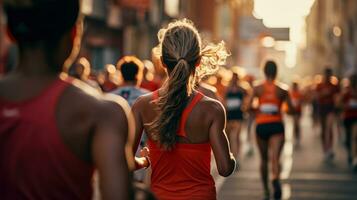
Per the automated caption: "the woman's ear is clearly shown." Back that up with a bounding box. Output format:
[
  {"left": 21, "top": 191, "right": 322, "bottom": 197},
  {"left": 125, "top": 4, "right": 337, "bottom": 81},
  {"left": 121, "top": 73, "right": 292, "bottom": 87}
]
[
  {"left": 195, "top": 56, "right": 202, "bottom": 68},
  {"left": 160, "top": 56, "right": 168, "bottom": 69}
]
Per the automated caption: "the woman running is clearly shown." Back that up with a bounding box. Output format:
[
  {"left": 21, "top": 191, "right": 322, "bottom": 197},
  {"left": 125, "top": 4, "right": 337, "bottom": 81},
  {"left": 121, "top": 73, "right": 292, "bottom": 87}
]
[
  {"left": 132, "top": 19, "right": 236, "bottom": 200},
  {"left": 225, "top": 71, "right": 248, "bottom": 158},
  {"left": 247, "top": 61, "right": 294, "bottom": 200}
]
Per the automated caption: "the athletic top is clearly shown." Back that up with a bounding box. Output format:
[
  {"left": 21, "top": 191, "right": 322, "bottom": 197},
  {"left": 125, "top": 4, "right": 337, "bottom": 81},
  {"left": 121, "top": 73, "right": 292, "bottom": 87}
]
[
  {"left": 289, "top": 89, "right": 302, "bottom": 113},
  {"left": 147, "top": 91, "right": 216, "bottom": 200},
  {"left": 316, "top": 81, "right": 339, "bottom": 105},
  {"left": 0, "top": 77, "right": 94, "bottom": 200},
  {"left": 256, "top": 81, "right": 283, "bottom": 124},
  {"left": 342, "top": 88, "right": 357, "bottom": 120},
  {"left": 225, "top": 88, "right": 244, "bottom": 120},
  {"left": 112, "top": 86, "right": 149, "bottom": 106}
]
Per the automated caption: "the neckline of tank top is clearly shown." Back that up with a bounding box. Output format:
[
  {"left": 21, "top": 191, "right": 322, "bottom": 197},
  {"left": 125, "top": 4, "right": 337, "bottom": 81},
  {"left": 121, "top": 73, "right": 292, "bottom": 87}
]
[{"left": 0, "top": 77, "right": 67, "bottom": 105}]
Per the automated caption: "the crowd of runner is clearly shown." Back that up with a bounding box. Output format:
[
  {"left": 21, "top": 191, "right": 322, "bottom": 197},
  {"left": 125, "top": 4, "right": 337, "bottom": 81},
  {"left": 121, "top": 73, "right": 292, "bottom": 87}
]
[{"left": 1, "top": 1, "right": 357, "bottom": 200}]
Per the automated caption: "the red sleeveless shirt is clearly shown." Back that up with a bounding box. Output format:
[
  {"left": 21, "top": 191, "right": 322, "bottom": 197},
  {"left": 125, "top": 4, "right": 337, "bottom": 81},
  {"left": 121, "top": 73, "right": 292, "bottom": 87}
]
[
  {"left": 148, "top": 91, "right": 216, "bottom": 200},
  {"left": 0, "top": 77, "right": 94, "bottom": 200}
]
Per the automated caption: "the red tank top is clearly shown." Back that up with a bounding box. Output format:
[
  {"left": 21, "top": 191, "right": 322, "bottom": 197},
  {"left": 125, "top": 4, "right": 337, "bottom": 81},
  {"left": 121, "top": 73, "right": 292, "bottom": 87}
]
[
  {"left": 0, "top": 77, "right": 94, "bottom": 200},
  {"left": 256, "top": 81, "right": 283, "bottom": 124},
  {"left": 148, "top": 91, "right": 216, "bottom": 200}
]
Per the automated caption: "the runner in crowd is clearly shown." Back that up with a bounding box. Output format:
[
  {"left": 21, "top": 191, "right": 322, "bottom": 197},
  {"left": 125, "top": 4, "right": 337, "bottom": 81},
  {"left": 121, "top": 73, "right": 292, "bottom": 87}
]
[
  {"left": 246, "top": 60, "right": 294, "bottom": 200},
  {"left": 131, "top": 19, "right": 236, "bottom": 200},
  {"left": 0, "top": 0, "right": 134, "bottom": 199},
  {"left": 243, "top": 74, "right": 256, "bottom": 156},
  {"left": 311, "top": 74, "right": 322, "bottom": 128},
  {"left": 338, "top": 74, "right": 357, "bottom": 170},
  {"left": 225, "top": 71, "right": 249, "bottom": 158},
  {"left": 315, "top": 68, "right": 340, "bottom": 161},
  {"left": 101, "top": 64, "right": 118, "bottom": 92},
  {"left": 289, "top": 81, "right": 304, "bottom": 147},
  {"left": 112, "top": 56, "right": 149, "bottom": 106}
]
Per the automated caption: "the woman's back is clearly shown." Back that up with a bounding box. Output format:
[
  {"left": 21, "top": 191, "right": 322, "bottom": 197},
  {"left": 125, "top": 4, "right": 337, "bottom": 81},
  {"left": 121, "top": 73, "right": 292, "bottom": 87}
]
[
  {"left": 131, "top": 19, "right": 235, "bottom": 200},
  {"left": 134, "top": 91, "right": 220, "bottom": 199}
]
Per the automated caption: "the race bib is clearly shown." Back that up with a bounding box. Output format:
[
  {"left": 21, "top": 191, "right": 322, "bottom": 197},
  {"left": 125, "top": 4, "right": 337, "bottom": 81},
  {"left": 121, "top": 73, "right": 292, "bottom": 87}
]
[
  {"left": 260, "top": 103, "right": 279, "bottom": 114},
  {"left": 227, "top": 98, "right": 242, "bottom": 110}
]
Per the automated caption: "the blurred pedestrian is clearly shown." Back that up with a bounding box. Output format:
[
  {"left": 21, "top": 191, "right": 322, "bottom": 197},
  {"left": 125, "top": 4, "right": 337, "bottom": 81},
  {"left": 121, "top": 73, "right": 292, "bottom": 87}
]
[
  {"left": 113, "top": 56, "right": 149, "bottom": 106},
  {"left": 131, "top": 19, "right": 236, "bottom": 200},
  {"left": 246, "top": 60, "right": 294, "bottom": 200},
  {"left": 315, "top": 68, "right": 340, "bottom": 161},
  {"left": 215, "top": 74, "right": 227, "bottom": 100},
  {"left": 0, "top": 0, "right": 134, "bottom": 199},
  {"left": 338, "top": 74, "right": 357, "bottom": 170},
  {"left": 289, "top": 81, "right": 303, "bottom": 147},
  {"left": 243, "top": 74, "right": 256, "bottom": 156},
  {"left": 225, "top": 70, "right": 248, "bottom": 158},
  {"left": 140, "top": 60, "right": 160, "bottom": 92},
  {"left": 101, "top": 64, "right": 118, "bottom": 92}
]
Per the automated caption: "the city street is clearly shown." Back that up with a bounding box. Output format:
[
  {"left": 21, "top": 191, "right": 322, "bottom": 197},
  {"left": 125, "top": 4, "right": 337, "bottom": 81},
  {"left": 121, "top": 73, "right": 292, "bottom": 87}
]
[
  {"left": 218, "top": 109, "right": 357, "bottom": 200},
  {"left": 2, "top": 1, "right": 357, "bottom": 200}
]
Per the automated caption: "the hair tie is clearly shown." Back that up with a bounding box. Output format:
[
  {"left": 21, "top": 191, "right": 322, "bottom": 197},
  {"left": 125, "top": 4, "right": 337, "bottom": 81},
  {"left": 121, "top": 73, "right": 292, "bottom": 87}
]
[{"left": 178, "top": 57, "right": 186, "bottom": 62}]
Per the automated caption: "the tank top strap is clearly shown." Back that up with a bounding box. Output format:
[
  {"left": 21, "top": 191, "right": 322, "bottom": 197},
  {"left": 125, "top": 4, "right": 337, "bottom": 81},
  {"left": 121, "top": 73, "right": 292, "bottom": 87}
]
[
  {"left": 177, "top": 92, "right": 204, "bottom": 137},
  {"left": 44, "top": 76, "right": 73, "bottom": 110}
]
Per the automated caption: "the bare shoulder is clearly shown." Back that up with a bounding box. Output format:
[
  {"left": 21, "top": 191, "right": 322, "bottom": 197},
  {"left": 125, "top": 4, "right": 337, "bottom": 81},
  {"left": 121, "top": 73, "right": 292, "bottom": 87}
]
[
  {"left": 199, "top": 95, "right": 226, "bottom": 119},
  {"left": 131, "top": 92, "right": 155, "bottom": 111},
  {"left": 61, "top": 79, "right": 130, "bottom": 124},
  {"left": 239, "top": 81, "right": 251, "bottom": 92},
  {"left": 252, "top": 81, "right": 264, "bottom": 95}
]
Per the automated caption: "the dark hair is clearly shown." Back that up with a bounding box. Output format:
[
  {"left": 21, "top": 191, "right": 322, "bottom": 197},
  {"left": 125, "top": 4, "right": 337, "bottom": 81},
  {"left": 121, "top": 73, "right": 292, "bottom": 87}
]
[
  {"left": 264, "top": 60, "right": 277, "bottom": 79},
  {"left": 324, "top": 68, "right": 333, "bottom": 76},
  {"left": 4, "top": 0, "right": 79, "bottom": 43},
  {"left": 117, "top": 56, "right": 144, "bottom": 83},
  {"left": 149, "top": 21, "right": 201, "bottom": 150},
  {"left": 120, "top": 62, "right": 139, "bottom": 81}
]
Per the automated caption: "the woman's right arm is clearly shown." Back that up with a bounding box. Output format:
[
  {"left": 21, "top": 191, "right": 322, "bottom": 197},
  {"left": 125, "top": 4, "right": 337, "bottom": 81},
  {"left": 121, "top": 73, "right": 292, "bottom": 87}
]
[
  {"left": 131, "top": 96, "right": 150, "bottom": 170},
  {"left": 209, "top": 101, "right": 236, "bottom": 177}
]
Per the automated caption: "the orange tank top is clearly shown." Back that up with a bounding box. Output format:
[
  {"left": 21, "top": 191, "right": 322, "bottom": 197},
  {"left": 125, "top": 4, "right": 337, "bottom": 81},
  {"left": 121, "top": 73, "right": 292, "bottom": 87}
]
[
  {"left": 256, "top": 81, "right": 283, "bottom": 124},
  {"left": 289, "top": 89, "right": 302, "bottom": 113},
  {"left": 148, "top": 91, "right": 216, "bottom": 200}
]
